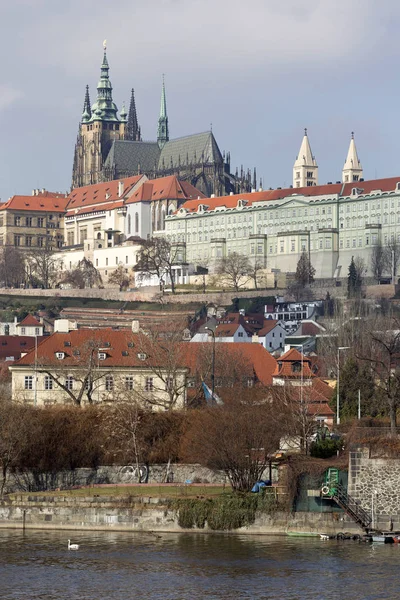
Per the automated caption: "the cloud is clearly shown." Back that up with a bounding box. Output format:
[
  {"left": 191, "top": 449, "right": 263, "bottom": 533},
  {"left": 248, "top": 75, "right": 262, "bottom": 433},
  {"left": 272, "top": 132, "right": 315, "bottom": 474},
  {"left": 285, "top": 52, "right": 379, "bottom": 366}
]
[{"left": 8, "top": 0, "right": 399, "bottom": 79}]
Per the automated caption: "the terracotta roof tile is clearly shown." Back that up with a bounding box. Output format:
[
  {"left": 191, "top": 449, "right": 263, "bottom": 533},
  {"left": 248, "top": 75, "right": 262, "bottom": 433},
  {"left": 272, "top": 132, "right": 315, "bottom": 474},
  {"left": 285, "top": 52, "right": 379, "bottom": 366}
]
[
  {"left": 126, "top": 175, "right": 205, "bottom": 205},
  {"left": 184, "top": 342, "right": 277, "bottom": 386},
  {"left": 0, "top": 336, "right": 45, "bottom": 360},
  {"left": 258, "top": 320, "right": 279, "bottom": 335},
  {"left": 17, "top": 315, "right": 41, "bottom": 327},
  {"left": 67, "top": 175, "right": 144, "bottom": 210},
  {"left": 341, "top": 176, "right": 400, "bottom": 197},
  {"left": 0, "top": 195, "right": 69, "bottom": 212}
]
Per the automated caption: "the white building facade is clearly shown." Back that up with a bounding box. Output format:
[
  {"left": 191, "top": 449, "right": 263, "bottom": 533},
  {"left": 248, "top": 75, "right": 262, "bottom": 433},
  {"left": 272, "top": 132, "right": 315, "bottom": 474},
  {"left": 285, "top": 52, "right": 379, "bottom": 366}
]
[{"left": 165, "top": 176, "right": 400, "bottom": 280}]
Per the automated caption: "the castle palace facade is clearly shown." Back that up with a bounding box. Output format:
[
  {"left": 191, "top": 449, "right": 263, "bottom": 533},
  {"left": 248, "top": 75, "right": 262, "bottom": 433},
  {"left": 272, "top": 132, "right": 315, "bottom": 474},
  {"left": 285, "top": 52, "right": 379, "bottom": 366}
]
[{"left": 72, "top": 45, "right": 256, "bottom": 197}]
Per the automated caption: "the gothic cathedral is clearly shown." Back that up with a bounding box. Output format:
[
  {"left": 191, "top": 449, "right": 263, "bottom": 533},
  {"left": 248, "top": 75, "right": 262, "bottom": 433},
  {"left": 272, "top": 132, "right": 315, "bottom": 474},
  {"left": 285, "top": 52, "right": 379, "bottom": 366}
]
[{"left": 72, "top": 44, "right": 255, "bottom": 197}]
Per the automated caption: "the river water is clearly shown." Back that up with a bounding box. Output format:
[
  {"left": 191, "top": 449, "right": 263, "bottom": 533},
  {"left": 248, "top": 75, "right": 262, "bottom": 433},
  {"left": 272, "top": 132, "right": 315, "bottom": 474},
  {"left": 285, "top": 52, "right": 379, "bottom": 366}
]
[{"left": 0, "top": 529, "right": 398, "bottom": 599}]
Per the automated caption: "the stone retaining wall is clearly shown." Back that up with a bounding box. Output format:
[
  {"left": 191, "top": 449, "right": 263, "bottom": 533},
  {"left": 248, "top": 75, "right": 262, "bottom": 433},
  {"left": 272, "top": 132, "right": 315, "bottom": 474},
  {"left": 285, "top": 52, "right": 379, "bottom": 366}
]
[
  {"left": 0, "top": 496, "right": 362, "bottom": 536},
  {"left": 2, "top": 464, "right": 252, "bottom": 494},
  {"left": 348, "top": 447, "right": 400, "bottom": 529}
]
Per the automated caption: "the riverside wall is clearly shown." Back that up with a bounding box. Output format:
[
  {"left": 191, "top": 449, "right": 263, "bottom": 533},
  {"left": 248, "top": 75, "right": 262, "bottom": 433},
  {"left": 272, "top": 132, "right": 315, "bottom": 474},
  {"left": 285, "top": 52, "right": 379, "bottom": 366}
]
[
  {"left": 1, "top": 464, "right": 242, "bottom": 495},
  {"left": 0, "top": 495, "right": 363, "bottom": 536},
  {"left": 0, "top": 282, "right": 395, "bottom": 305},
  {"left": 348, "top": 447, "right": 400, "bottom": 530}
]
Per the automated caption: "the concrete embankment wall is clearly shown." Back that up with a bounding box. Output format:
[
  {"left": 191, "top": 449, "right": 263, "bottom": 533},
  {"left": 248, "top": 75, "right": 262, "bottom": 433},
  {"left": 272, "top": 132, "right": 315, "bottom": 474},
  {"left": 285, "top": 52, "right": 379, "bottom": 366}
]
[{"left": 0, "top": 495, "right": 363, "bottom": 536}]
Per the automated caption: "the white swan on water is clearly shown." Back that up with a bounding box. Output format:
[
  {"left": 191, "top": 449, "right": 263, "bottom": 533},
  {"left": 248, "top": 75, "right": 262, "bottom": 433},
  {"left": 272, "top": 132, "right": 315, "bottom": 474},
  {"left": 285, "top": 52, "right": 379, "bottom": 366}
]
[{"left": 68, "top": 539, "right": 79, "bottom": 550}]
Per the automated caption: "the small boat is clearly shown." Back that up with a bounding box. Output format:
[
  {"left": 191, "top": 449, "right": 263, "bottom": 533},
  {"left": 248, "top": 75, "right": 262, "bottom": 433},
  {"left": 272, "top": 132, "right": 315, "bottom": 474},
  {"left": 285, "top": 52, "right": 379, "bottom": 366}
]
[{"left": 372, "top": 535, "right": 394, "bottom": 544}]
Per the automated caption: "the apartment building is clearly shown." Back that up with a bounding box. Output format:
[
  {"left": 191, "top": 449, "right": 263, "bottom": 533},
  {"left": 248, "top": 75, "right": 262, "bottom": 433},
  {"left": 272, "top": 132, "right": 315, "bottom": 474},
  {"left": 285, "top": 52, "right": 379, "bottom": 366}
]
[{"left": 0, "top": 191, "right": 68, "bottom": 249}]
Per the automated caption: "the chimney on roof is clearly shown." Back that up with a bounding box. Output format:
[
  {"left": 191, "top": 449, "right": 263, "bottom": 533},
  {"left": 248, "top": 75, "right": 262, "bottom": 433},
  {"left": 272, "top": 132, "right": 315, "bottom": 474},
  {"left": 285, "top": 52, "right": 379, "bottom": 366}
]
[
  {"left": 258, "top": 186, "right": 263, "bottom": 192},
  {"left": 197, "top": 196, "right": 201, "bottom": 199},
  {"left": 211, "top": 194, "right": 215, "bottom": 198},
  {"left": 41, "top": 189, "right": 45, "bottom": 194},
  {"left": 132, "top": 320, "right": 140, "bottom": 333},
  {"left": 251, "top": 188, "right": 256, "bottom": 193},
  {"left": 230, "top": 192, "right": 234, "bottom": 195},
  {"left": 118, "top": 181, "right": 124, "bottom": 197},
  {"left": 252, "top": 333, "right": 259, "bottom": 343}
]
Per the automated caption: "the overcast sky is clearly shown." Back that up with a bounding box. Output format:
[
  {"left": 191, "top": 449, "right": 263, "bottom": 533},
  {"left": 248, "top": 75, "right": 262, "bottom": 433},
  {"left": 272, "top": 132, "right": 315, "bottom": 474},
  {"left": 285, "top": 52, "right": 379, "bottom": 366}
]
[{"left": 0, "top": 0, "right": 400, "bottom": 201}]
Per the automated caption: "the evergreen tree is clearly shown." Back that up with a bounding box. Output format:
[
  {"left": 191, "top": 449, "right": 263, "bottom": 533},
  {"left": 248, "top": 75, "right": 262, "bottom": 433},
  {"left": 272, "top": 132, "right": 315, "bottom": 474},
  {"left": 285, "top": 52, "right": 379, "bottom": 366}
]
[
  {"left": 347, "top": 256, "right": 362, "bottom": 298},
  {"left": 295, "top": 251, "right": 316, "bottom": 286},
  {"left": 331, "top": 357, "right": 378, "bottom": 420}
]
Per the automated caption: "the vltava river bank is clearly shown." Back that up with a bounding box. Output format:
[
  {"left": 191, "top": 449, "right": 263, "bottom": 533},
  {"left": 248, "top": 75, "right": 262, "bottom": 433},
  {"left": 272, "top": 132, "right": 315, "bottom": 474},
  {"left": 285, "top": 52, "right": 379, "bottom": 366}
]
[{"left": 0, "top": 529, "right": 397, "bottom": 599}]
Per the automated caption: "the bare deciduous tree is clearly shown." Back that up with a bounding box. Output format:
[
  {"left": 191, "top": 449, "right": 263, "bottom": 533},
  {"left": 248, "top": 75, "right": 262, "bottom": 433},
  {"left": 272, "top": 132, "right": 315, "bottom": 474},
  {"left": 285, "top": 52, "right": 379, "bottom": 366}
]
[
  {"left": 181, "top": 399, "right": 282, "bottom": 491},
  {"left": 215, "top": 252, "right": 251, "bottom": 292},
  {"left": 26, "top": 245, "right": 61, "bottom": 289},
  {"left": 135, "top": 238, "right": 181, "bottom": 294},
  {"left": 0, "top": 402, "right": 31, "bottom": 496},
  {"left": 0, "top": 247, "right": 26, "bottom": 288},
  {"left": 108, "top": 264, "right": 130, "bottom": 291},
  {"left": 37, "top": 340, "right": 111, "bottom": 406},
  {"left": 371, "top": 241, "right": 388, "bottom": 283}
]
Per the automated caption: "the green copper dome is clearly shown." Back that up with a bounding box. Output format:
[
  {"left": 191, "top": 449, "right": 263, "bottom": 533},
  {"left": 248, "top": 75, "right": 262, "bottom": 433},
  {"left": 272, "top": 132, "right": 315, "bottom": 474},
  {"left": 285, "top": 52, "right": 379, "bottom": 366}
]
[{"left": 87, "top": 45, "right": 120, "bottom": 123}]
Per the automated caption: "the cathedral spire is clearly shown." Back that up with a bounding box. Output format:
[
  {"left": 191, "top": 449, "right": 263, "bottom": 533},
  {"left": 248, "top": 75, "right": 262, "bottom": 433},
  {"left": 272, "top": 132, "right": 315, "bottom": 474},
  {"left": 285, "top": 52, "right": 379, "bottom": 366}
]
[
  {"left": 82, "top": 85, "right": 91, "bottom": 122},
  {"left": 126, "top": 88, "right": 141, "bottom": 141},
  {"left": 157, "top": 75, "right": 169, "bottom": 148},
  {"left": 90, "top": 40, "right": 119, "bottom": 122},
  {"left": 293, "top": 128, "right": 318, "bottom": 188},
  {"left": 342, "top": 132, "right": 363, "bottom": 183}
]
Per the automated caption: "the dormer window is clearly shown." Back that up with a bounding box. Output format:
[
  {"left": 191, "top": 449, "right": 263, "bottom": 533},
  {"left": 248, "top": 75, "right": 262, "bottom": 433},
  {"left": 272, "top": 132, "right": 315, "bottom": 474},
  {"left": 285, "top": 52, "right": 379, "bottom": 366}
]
[
  {"left": 137, "top": 352, "right": 147, "bottom": 360},
  {"left": 237, "top": 199, "right": 248, "bottom": 209},
  {"left": 197, "top": 204, "right": 209, "bottom": 214},
  {"left": 56, "top": 352, "right": 65, "bottom": 360},
  {"left": 98, "top": 352, "right": 107, "bottom": 361},
  {"left": 292, "top": 362, "right": 302, "bottom": 373}
]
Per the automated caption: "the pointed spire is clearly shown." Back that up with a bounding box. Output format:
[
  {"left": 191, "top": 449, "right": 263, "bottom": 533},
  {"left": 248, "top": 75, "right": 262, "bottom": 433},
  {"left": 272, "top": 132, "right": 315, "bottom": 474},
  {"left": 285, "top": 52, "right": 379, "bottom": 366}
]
[
  {"left": 294, "top": 128, "right": 317, "bottom": 168},
  {"left": 293, "top": 128, "right": 318, "bottom": 187},
  {"left": 126, "top": 88, "right": 141, "bottom": 141},
  {"left": 90, "top": 40, "right": 119, "bottom": 122},
  {"left": 81, "top": 86, "right": 91, "bottom": 123},
  {"left": 342, "top": 132, "right": 363, "bottom": 183},
  {"left": 82, "top": 85, "right": 91, "bottom": 120},
  {"left": 157, "top": 74, "right": 169, "bottom": 148},
  {"left": 253, "top": 167, "right": 257, "bottom": 190}
]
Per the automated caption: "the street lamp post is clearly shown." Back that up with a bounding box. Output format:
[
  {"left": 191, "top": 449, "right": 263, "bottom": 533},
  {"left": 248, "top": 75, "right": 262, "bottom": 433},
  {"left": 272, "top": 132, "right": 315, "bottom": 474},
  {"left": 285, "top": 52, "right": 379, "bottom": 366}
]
[
  {"left": 34, "top": 334, "right": 38, "bottom": 407},
  {"left": 336, "top": 346, "right": 350, "bottom": 425},
  {"left": 205, "top": 327, "right": 215, "bottom": 401}
]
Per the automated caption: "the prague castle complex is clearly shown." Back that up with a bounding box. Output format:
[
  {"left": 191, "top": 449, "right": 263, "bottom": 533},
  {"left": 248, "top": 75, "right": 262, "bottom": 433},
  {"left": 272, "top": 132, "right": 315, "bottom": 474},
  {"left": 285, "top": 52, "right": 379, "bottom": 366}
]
[
  {"left": 71, "top": 43, "right": 255, "bottom": 198},
  {"left": 0, "top": 42, "right": 398, "bottom": 285}
]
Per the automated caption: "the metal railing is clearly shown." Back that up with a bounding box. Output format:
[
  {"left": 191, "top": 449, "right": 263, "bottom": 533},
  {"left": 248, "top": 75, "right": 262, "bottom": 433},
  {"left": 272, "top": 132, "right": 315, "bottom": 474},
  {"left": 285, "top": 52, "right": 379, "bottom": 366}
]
[{"left": 332, "top": 483, "right": 372, "bottom": 531}]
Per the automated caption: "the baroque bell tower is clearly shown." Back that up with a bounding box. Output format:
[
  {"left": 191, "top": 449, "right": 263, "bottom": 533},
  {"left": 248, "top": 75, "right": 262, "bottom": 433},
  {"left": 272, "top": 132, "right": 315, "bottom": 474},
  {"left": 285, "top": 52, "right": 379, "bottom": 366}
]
[{"left": 72, "top": 41, "right": 127, "bottom": 188}]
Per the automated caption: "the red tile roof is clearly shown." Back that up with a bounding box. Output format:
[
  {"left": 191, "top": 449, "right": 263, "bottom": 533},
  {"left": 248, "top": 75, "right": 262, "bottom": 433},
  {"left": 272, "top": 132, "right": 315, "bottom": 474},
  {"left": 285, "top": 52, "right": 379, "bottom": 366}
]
[
  {"left": 176, "top": 176, "right": 400, "bottom": 215},
  {"left": 184, "top": 342, "right": 277, "bottom": 386},
  {"left": 0, "top": 195, "right": 69, "bottom": 213},
  {"left": 126, "top": 175, "right": 205, "bottom": 205},
  {"left": 0, "top": 336, "right": 45, "bottom": 360},
  {"left": 14, "top": 329, "right": 157, "bottom": 368},
  {"left": 67, "top": 175, "right": 145, "bottom": 211},
  {"left": 178, "top": 183, "right": 342, "bottom": 214},
  {"left": 258, "top": 320, "right": 280, "bottom": 336},
  {"left": 273, "top": 348, "right": 314, "bottom": 378},
  {"left": 13, "top": 331, "right": 277, "bottom": 387},
  {"left": 341, "top": 176, "right": 400, "bottom": 197},
  {"left": 17, "top": 315, "right": 42, "bottom": 327},
  {"left": 215, "top": 323, "right": 245, "bottom": 337}
]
